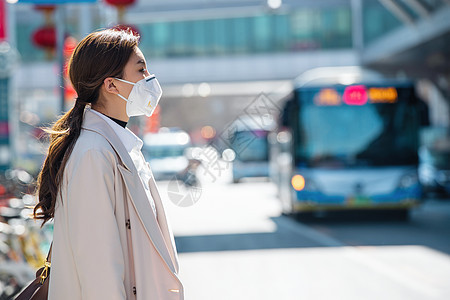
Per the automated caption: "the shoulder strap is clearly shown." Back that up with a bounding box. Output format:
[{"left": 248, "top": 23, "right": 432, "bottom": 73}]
[{"left": 46, "top": 242, "right": 53, "bottom": 263}]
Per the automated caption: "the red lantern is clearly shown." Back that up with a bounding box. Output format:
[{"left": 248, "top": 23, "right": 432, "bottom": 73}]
[
  {"left": 104, "top": 0, "right": 136, "bottom": 24},
  {"left": 104, "top": 0, "right": 136, "bottom": 6},
  {"left": 32, "top": 26, "right": 56, "bottom": 49},
  {"left": 32, "top": 5, "right": 57, "bottom": 59},
  {"left": 34, "top": 5, "right": 55, "bottom": 13}
]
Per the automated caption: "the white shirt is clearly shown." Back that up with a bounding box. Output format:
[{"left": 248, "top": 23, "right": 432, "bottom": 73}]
[{"left": 89, "top": 108, "right": 157, "bottom": 218}]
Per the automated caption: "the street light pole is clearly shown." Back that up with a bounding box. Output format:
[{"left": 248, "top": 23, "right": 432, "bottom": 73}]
[
  {"left": 351, "top": 0, "right": 364, "bottom": 64},
  {"left": 56, "top": 4, "right": 65, "bottom": 114}
]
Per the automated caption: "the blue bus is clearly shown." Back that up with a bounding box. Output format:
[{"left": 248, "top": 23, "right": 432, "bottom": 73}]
[{"left": 271, "top": 66, "right": 427, "bottom": 219}]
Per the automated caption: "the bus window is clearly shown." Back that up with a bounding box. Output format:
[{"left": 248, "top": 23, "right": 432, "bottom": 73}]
[{"left": 295, "top": 87, "right": 419, "bottom": 167}]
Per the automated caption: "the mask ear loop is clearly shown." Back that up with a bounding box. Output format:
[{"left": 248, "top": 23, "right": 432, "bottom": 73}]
[
  {"left": 117, "top": 93, "right": 130, "bottom": 102},
  {"left": 114, "top": 77, "right": 136, "bottom": 85},
  {"left": 114, "top": 78, "right": 136, "bottom": 102}
]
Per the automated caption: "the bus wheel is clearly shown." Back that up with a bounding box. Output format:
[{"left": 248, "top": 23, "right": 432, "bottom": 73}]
[{"left": 232, "top": 177, "right": 240, "bottom": 183}]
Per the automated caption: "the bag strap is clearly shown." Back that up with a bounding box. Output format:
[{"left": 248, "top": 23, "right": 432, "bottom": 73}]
[{"left": 46, "top": 242, "right": 53, "bottom": 263}]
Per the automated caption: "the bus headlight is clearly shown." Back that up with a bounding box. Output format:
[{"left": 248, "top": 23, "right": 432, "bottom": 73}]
[
  {"left": 398, "top": 173, "right": 419, "bottom": 189},
  {"left": 291, "top": 175, "right": 305, "bottom": 191}
]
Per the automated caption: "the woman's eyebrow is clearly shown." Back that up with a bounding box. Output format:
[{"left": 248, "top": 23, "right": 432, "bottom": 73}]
[{"left": 137, "top": 59, "right": 146, "bottom": 65}]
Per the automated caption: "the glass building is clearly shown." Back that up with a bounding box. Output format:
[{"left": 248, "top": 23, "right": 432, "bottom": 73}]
[
  {"left": 14, "top": 5, "right": 360, "bottom": 61},
  {"left": 138, "top": 7, "right": 352, "bottom": 58},
  {"left": 15, "top": 1, "right": 417, "bottom": 62}
]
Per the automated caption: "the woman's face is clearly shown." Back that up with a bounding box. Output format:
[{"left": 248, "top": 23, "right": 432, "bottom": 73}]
[{"left": 114, "top": 47, "right": 151, "bottom": 99}]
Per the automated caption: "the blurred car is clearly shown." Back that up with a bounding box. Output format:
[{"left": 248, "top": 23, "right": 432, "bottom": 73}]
[
  {"left": 224, "top": 114, "right": 276, "bottom": 183},
  {"left": 142, "top": 129, "right": 192, "bottom": 181},
  {"left": 418, "top": 146, "right": 450, "bottom": 197}
]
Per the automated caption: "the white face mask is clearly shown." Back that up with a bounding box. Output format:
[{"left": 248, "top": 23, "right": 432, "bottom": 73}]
[{"left": 115, "top": 74, "right": 163, "bottom": 117}]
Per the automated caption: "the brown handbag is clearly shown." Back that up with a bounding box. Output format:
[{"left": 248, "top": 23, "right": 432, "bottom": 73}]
[{"left": 14, "top": 243, "right": 52, "bottom": 300}]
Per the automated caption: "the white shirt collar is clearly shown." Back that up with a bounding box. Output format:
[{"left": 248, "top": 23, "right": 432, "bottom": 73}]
[{"left": 88, "top": 108, "right": 143, "bottom": 153}]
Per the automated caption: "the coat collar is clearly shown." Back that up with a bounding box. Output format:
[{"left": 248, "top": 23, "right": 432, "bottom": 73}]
[
  {"left": 81, "top": 108, "right": 135, "bottom": 172},
  {"left": 81, "top": 108, "right": 179, "bottom": 274},
  {"left": 89, "top": 108, "right": 143, "bottom": 154}
]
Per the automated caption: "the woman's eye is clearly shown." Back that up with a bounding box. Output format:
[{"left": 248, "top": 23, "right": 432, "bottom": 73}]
[{"left": 140, "top": 68, "right": 147, "bottom": 73}]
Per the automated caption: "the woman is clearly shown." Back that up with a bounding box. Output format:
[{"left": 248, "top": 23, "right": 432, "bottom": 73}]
[{"left": 33, "top": 28, "right": 184, "bottom": 299}]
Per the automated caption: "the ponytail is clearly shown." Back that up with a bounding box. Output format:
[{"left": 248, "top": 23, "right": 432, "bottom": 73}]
[{"left": 33, "top": 100, "right": 87, "bottom": 225}]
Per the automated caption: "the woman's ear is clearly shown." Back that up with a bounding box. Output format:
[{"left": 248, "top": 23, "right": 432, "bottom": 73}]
[{"left": 103, "top": 77, "right": 119, "bottom": 95}]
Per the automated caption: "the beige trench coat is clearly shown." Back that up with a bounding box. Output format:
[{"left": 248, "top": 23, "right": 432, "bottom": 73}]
[{"left": 48, "top": 108, "right": 184, "bottom": 299}]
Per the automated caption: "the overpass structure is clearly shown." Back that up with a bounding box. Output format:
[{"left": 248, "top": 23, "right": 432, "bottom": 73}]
[{"left": 362, "top": 0, "right": 450, "bottom": 99}]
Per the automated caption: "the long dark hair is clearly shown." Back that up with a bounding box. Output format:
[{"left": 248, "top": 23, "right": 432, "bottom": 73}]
[{"left": 33, "top": 28, "right": 140, "bottom": 225}]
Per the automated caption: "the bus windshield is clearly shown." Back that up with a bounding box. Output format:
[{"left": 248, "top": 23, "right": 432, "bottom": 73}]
[
  {"left": 295, "top": 87, "right": 420, "bottom": 167},
  {"left": 232, "top": 130, "right": 269, "bottom": 162}
]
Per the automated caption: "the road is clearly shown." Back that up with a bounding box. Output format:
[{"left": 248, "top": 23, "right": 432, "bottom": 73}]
[{"left": 157, "top": 173, "right": 450, "bottom": 300}]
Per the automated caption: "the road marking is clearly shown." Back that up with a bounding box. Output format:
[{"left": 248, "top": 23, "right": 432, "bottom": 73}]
[
  {"left": 278, "top": 216, "right": 442, "bottom": 298},
  {"left": 342, "top": 246, "right": 441, "bottom": 298}
]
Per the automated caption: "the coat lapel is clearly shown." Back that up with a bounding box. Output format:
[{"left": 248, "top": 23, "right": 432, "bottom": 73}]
[
  {"left": 117, "top": 165, "right": 176, "bottom": 274},
  {"left": 147, "top": 173, "right": 180, "bottom": 273},
  {"left": 81, "top": 108, "right": 177, "bottom": 273}
]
